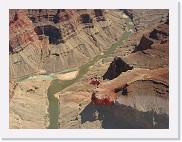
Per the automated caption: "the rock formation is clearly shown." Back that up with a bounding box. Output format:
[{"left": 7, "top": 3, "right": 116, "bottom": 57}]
[
  {"left": 9, "top": 9, "right": 169, "bottom": 129},
  {"left": 9, "top": 10, "right": 47, "bottom": 80},
  {"left": 54, "top": 16, "right": 169, "bottom": 128},
  {"left": 133, "top": 35, "right": 154, "bottom": 52},
  {"left": 9, "top": 78, "right": 52, "bottom": 128},
  {"left": 9, "top": 81, "right": 17, "bottom": 100},
  {"left": 103, "top": 57, "right": 133, "bottom": 80},
  {"left": 122, "top": 9, "right": 168, "bottom": 31},
  {"left": 9, "top": 9, "right": 126, "bottom": 80},
  {"left": 124, "top": 22, "right": 169, "bottom": 69},
  {"left": 149, "top": 24, "right": 169, "bottom": 41},
  {"left": 9, "top": 10, "right": 43, "bottom": 53},
  {"left": 91, "top": 91, "right": 114, "bottom": 106}
]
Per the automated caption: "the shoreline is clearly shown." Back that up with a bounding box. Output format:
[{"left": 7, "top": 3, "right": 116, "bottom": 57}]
[{"left": 53, "top": 71, "right": 79, "bottom": 81}]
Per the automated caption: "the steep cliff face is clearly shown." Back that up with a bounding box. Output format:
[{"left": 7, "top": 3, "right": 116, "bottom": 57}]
[
  {"left": 56, "top": 11, "right": 169, "bottom": 129},
  {"left": 9, "top": 9, "right": 169, "bottom": 129},
  {"left": 9, "top": 10, "right": 43, "bottom": 53},
  {"left": 9, "top": 10, "right": 47, "bottom": 79},
  {"left": 9, "top": 9, "right": 127, "bottom": 80},
  {"left": 55, "top": 67, "right": 169, "bottom": 129},
  {"left": 149, "top": 24, "right": 169, "bottom": 41},
  {"left": 125, "top": 22, "right": 169, "bottom": 69},
  {"left": 123, "top": 9, "right": 168, "bottom": 31},
  {"left": 56, "top": 19, "right": 169, "bottom": 128},
  {"left": 103, "top": 57, "right": 133, "bottom": 80},
  {"left": 133, "top": 35, "right": 154, "bottom": 52},
  {"left": 34, "top": 25, "right": 63, "bottom": 44}
]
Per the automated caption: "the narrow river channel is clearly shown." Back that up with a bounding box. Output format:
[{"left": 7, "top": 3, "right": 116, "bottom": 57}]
[{"left": 47, "top": 17, "right": 134, "bottom": 129}]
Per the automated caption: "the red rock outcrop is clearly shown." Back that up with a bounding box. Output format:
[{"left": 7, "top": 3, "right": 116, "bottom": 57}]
[
  {"left": 9, "top": 10, "right": 43, "bottom": 54},
  {"left": 91, "top": 91, "right": 114, "bottom": 106},
  {"left": 90, "top": 83, "right": 129, "bottom": 106},
  {"left": 90, "top": 66, "right": 169, "bottom": 107}
]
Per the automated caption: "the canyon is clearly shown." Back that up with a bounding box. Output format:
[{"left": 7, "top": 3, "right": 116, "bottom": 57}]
[
  {"left": 9, "top": 9, "right": 169, "bottom": 129},
  {"left": 9, "top": 9, "right": 126, "bottom": 80}
]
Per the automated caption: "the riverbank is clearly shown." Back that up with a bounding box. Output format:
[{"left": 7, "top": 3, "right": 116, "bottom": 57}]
[
  {"left": 53, "top": 71, "right": 79, "bottom": 80},
  {"left": 46, "top": 16, "right": 134, "bottom": 129},
  {"left": 10, "top": 13, "right": 133, "bottom": 129}
]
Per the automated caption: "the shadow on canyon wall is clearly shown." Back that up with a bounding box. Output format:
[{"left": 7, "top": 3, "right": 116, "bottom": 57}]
[
  {"left": 102, "top": 57, "right": 133, "bottom": 80},
  {"left": 34, "top": 25, "right": 63, "bottom": 44},
  {"left": 80, "top": 102, "right": 169, "bottom": 129}
]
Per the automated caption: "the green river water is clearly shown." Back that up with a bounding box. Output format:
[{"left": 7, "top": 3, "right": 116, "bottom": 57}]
[{"left": 47, "top": 17, "right": 133, "bottom": 129}]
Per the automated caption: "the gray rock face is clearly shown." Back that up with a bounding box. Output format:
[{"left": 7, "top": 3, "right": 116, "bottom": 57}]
[{"left": 123, "top": 9, "right": 169, "bottom": 31}]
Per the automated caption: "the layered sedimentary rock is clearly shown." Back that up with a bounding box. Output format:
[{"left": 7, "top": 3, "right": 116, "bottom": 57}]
[
  {"left": 55, "top": 19, "right": 169, "bottom": 128},
  {"left": 9, "top": 78, "right": 52, "bottom": 128},
  {"left": 124, "top": 22, "right": 169, "bottom": 69},
  {"left": 9, "top": 9, "right": 169, "bottom": 129},
  {"left": 9, "top": 10, "right": 47, "bottom": 79},
  {"left": 100, "top": 67, "right": 169, "bottom": 113},
  {"left": 9, "top": 9, "right": 127, "bottom": 80},
  {"left": 122, "top": 9, "right": 168, "bottom": 31},
  {"left": 56, "top": 66, "right": 169, "bottom": 128}
]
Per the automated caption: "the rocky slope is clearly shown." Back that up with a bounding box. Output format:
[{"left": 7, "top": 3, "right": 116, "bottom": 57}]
[
  {"left": 123, "top": 9, "right": 168, "bottom": 31},
  {"left": 56, "top": 67, "right": 169, "bottom": 128},
  {"left": 9, "top": 10, "right": 48, "bottom": 80},
  {"left": 9, "top": 81, "right": 17, "bottom": 100},
  {"left": 54, "top": 11, "right": 169, "bottom": 129},
  {"left": 124, "top": 23, "right": 169, "bottom": 69},
  {"left": 9, "top": 78, "right": 52, "bottom": 128},
  {"left": 9, "top": 9, "right": 127, "bottom": 80},
  {"left": 9, "top": 9, "right": 169, "bottom": 129},
  {"left": 9, "top": 9, "right": 128, "bottom": 129}
]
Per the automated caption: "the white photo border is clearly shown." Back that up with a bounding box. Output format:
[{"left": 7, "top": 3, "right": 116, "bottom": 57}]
[{"left": 0, "top": 0, "right": 179, "bottom": 139}]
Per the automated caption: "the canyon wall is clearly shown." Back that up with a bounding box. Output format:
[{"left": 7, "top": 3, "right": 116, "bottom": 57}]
[
  {"left": 123, "top": 9, "right": 168, "bottom": 31},
  {"left": 9, "top": 9, "right": 127, "bottom": 80},
  {"left": 54, "top": 11, "right": 169, "bottom": 128},
  {"left": 9, "top": 9, "right": 169, "bottom": 129},
  {"left": 124, "top": 22, "right": 169, "bottom": 69}
]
